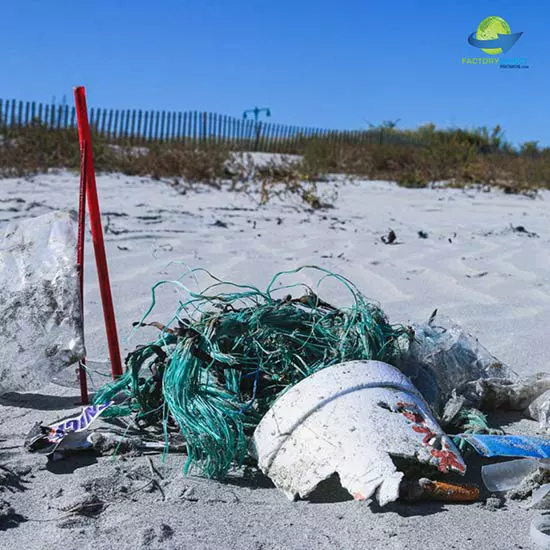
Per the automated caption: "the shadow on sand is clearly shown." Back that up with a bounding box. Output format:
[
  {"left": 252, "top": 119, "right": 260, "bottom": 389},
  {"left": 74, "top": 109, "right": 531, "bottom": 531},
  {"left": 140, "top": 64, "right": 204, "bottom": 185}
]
[{"left": 0, "top": 392, "right": 82, "bottom": 411}]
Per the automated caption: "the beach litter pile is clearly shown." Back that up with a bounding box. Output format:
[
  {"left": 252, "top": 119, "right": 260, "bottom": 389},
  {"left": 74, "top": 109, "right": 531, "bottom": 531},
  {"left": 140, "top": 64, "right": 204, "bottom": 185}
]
[
  {"left": 91, "top": 266, "right": 411, "bottom": 481},
  {"left": 2, "top": 215, "right": 549, "bottom": 542},
  {"left": 16, "top": 265, "right": 549, "bottom": 510}
]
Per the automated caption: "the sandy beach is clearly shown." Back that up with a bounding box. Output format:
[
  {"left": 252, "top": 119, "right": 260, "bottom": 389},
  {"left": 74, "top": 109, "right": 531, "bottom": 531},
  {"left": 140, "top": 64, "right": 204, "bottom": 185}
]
[{"left": 1, "top": 170, "right": 549, "bottom": 549}]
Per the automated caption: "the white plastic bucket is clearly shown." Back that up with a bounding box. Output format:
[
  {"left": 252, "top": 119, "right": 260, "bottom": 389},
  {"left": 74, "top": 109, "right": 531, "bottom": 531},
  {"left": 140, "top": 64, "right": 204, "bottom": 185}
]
[{"left": 252, "top": 360, "right": 465, "bottom": 506}]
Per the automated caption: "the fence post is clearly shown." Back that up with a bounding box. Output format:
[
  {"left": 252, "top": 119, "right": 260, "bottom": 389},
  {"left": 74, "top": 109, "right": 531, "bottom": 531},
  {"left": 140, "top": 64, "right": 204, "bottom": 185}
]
[
  {"left": 89, "top": 107, "right": 96, "bottom": 132},
  {"left": 171, "top": 111, "right": 177, "bottom": 142},
  {"left": 153, "top": 110, "right": 160, "bottom": 142},
  {"left": 95, "top": 108, "right": 102, "bottom": 133},
  {"left": 210, "top": 112, "right": 215, "bottom": 144},
  {"left": 136, "top": 110, "right": 143, "bottom": 143},
  {"left": 117, "top": 110, "right": 125, "bottom": 141},
  {"left": 10, "top": 99, "right": 16, "bottom": 128},
  {"left": 276, "top": 124, "right": 282, "bottom": 151},
  {"left": 164, "top": 111, "right": 171, "bottom": 142},
  {"left": 17, "top": 101, "right": 23, "bottom": 128},
  {"left": 213, "top": 113, "right": 218, "bottom": 144},
  {"left": 265, "top": 122, "right": 273, "bottom": 151},
  {"left": 221, "top": 115, "right": 226, "bottom": 145},
  {"left": 230, "top": 116, "right": 235, "bottom": 147},
  {"left": 182, "top": 112, "right": 188, "bottom": 144},
  {"left": 148, "top": 111, "right": 155, "bottom": 141},
  {"left": 44, "top": 104, "right": 50, "bottom": 129},
  {"left": 289, "top": 126, "right": 296, "bottom": 154},
  {"left": 254, "top": 121, "right": 261, "bottom": 151},
  {"left": 217, "top": 113, "right": 223, "bottom": 144},
  {"left": 130, "top": 110, "right": 137, "bottom": 143},
  {"left": 263, "top": 122, "right": 270, "bottom": 151},
  {"left": 100, "top": 108, "right": 107, "bottom": 137},
  {"left": 209, "top": 112, "right": 214, "bottom": 144},
  {"left": 192, "top": 111, "right": 197, "bottom": 144},
  {"left": 143, "top": 111, "right": 150, "bottom": 141},
  {"left": 201, "top": 112, "right": 207, "bottom": 146},
  {"left": 112, "top": 109, "right": 119, "bottom": 139},
  {"left": 291, "top": 127, "right": 298, "bottom": 153},
  {"left": 56, "top": 105, "right": 63, "bottom": 129},
  {"left": 123, "top": 109, "right": 131, "bottom": 142},
  {"left": 106, "top": 109, "right": 113, "bottom": 137},
  {"left": 165, "top": 111, "right": 172, "bottom": 142},
  {"left": 175, "top": 111, "right": 181, "bottom": 142},
  {"left": 49, "top": 103, "right": 55, "bottom": 128},
  {"left": 139, "top": 111, "right": 146, "bottom": 143}
]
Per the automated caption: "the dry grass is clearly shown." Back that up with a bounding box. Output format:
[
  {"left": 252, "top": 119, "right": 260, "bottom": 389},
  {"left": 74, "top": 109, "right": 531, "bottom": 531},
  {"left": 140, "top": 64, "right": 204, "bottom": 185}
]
[
  {"left": 0, "top": 124, "right": 330, "bottom": 208},
  {"left": 2, "top": 123, "right": 550, "bottom": 202},
  {"left": 301, "top": 129, "right": 550, "bottom": 193}
]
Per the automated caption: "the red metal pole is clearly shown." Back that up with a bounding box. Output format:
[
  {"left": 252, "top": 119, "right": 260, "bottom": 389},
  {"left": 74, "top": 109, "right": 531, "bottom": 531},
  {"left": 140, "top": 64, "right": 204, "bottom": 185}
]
[
  {"left": 77, "top": 139, "right": 89, "bottom": 404},
  {"left": 73, "top": 86, "right": 123, "bottom": 380}
]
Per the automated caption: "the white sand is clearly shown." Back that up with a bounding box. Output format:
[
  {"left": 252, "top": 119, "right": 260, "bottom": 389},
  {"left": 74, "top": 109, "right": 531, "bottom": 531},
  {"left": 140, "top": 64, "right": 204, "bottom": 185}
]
[{"left": 1, "top": 171, "right": 549, "bottom": 549}]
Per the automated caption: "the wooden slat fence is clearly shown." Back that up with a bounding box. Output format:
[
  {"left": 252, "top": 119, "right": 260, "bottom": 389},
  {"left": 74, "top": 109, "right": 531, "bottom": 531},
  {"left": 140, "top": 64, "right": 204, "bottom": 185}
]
[{"left": 0, "top": 98, "right": 422, "bottom": 153}]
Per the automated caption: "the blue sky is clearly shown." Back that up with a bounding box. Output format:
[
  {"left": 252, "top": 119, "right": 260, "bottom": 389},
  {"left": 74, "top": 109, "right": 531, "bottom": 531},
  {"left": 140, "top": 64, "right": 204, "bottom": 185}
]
[{"left": 2, "top": 1, "right": 548, "bottom": 145}]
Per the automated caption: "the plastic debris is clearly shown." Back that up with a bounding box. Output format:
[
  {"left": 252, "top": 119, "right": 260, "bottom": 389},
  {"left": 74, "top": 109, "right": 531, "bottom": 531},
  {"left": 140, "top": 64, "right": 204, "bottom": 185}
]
[
  {"left": 53, "top": 431, "right": 174, "bottom": 461},
  {"left": 399, "top": 478, "right": 480, "bottom": 502},
  {"left": 456, "top": 434, "right": 550, "bottom": 459},
  {"left": 50, "top": 430, "right": 95, "bottom": 460},
  {"left": 481, "top": 458, "right": 550, "bottom": 492},
  {"left": 530, "top": 390, "right": 550, "bottom": 433},
  {"left": 398, "top": 312, "right": 550, "bottom": 442},
  {"left": 67, "top": 265, "right": 547, "bottom": 504},
  {"left": 25, "top": 403, "right": 112, "bottom": 458},
  {"left": 531, "top": 484, "right": 550, "bottom": 509},
  {"left": 48, "top": 402, "right": 113, "bottom": 443},
  {"left": 507, "top": 464, "right": 550, "bottom": 501},
  {"left": 0, "top": 210, "right": 85, "bottom": 393},
  {"left": 252, "top": 360, "right": 465, "bottom": 506},
  {"left": 92, "top": 267, "right": 409, "bottom": 479},
  {"left": 530, "top": 514, "right": 550, "bottom": 549},
  {"left": 472, "top": 373, "right": 550, "bottom": 413},
  {"left": 25, "top": 401, "right": 184, "bottom": 461},
  {"left": 397, "top": 313, "right": 517, "bottom": 418}
]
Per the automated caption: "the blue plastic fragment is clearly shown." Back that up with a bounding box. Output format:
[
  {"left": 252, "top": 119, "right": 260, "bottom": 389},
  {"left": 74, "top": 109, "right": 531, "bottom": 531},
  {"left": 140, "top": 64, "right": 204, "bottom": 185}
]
[{"left": 455, "top": 434, "right": 550, "bottom": 459}]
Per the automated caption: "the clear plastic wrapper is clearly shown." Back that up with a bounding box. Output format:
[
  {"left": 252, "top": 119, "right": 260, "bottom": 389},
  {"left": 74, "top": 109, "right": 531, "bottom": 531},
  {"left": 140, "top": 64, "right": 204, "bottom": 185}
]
[
  {"left": 481, "top": 458, "right": 550, "bottom": 492},
  {"left": 0, "top": 211, "right": 85, "bottom": 393},
  {"left": 398, "top": 314, "right": 517, "bottom": 416}
]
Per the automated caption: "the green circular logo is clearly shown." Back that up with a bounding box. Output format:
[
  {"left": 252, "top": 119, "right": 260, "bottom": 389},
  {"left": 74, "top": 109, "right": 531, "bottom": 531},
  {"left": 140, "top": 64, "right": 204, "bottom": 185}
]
[{"left": 476, "top": 16, "right": 511, "bottom": 55}]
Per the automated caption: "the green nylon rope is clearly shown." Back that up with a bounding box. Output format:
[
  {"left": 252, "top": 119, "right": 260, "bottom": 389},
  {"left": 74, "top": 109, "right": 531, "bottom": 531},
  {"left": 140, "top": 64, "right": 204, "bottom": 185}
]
[{"left": 93, "top": 266, "right": 411, "bottom": 479}]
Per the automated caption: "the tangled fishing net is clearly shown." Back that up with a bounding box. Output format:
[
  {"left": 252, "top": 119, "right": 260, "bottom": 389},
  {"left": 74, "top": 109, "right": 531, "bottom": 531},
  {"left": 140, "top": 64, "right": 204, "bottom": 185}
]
[{"left": 93, "top": 266, "right": 410, "bottom": 478}]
